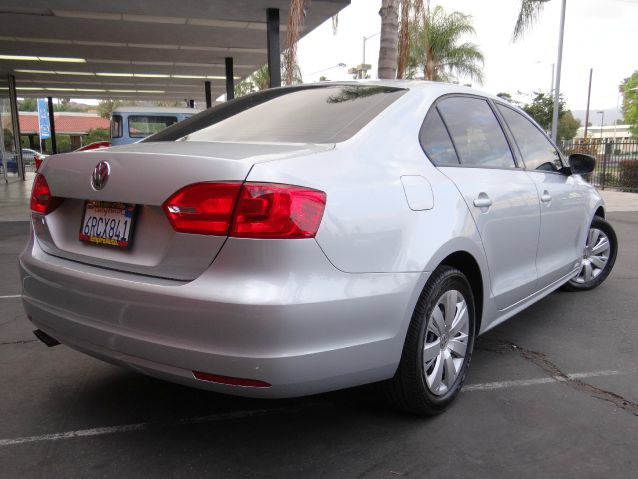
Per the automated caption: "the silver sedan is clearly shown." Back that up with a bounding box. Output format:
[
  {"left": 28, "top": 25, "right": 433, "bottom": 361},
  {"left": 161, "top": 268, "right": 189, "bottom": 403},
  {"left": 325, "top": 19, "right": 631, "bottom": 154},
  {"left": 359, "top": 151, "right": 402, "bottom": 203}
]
[{"left": 20, "top": 81, "right": 617, "bottom": 415}]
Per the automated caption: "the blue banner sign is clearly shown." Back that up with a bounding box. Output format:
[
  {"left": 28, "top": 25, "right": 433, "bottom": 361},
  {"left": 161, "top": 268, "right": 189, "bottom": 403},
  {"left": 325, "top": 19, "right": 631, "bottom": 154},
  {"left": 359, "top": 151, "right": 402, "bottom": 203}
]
[{"left": 37, "top": 98, "right": 51, "bottom": 140}]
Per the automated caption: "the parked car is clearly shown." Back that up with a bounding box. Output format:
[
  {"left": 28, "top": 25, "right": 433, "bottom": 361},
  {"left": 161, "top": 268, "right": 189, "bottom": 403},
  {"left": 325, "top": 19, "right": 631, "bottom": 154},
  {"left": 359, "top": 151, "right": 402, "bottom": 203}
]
[
  {"left": 0, "top": 150, "right": 17, "bottom": 173},
  {"left": 75, "top": 141, "right": 111, "bottom": 152},
  {"left": 21, "top": 82, "right": 617, "bottom": 415},
  {"left": 110, "top": 107, "right": 196, "bottom": 146},
  {"left": 20, "top": 148, "right": 48, "bottom": 172}
]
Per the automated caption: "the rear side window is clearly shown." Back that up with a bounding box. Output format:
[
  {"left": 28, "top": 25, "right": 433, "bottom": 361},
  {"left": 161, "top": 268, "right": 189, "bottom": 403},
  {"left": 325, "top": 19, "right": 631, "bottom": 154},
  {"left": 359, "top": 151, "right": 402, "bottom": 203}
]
[
  {"left": 420, "top": 109, "right": 459, "bottom": 166},
  {"left": 437, "top": 97, "right": 515, "bottom": 169},
  {"left": 175, "top": 85, "right": 407, "bottom": 144},
  {"left": 110, "top": 115, "right": 122, "bottom": 138},
  {"left": 129, "top": 115, "right": 178, "bottom": 138},
  {"left": 497, "top": 104, "right": 563, "bottom": 171}
]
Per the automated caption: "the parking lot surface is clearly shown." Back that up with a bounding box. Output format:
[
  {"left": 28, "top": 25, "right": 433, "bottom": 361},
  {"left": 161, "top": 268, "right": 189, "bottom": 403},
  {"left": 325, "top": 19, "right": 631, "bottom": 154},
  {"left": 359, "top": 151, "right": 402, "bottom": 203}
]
[{"left": 1, "top": 213, "right": 637, "bottom": 478}]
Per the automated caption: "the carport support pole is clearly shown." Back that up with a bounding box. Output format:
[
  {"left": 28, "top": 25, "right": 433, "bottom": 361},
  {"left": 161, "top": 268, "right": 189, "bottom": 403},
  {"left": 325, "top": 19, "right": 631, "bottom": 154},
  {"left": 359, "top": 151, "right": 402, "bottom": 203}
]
[
  {"left": 47, "top": 97, "right": 57, "bottom": 155},
  {"left": 266, "top": 8, "right": 281, "bottom": 88},
  {"left": 205, "top": 81, "right": 212, "bottom": 108},
  {"left": 225, "top": 57, "right": 235, "bottom": 101}
]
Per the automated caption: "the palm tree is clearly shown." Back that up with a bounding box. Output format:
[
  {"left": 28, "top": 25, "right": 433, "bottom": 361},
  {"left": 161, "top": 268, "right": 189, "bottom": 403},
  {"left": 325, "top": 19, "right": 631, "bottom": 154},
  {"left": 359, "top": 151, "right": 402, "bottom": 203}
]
[
  {"left": 512, "top": 0, "right": 546, "bottom": 41},
  {"left": 252, "top": 65, "right": 271, "bottom": 91},
  {"left": 283, "top": 0, "right": 306, "bottom": 85},
  {"left": 397, "top": 0, "right": 427, "bottom": 79},
  {"left": 377, "top": 0, "right": 400, "bottom": 79},
  {"left": 405, "top": 6, "right": 484, "bottom": 84}
]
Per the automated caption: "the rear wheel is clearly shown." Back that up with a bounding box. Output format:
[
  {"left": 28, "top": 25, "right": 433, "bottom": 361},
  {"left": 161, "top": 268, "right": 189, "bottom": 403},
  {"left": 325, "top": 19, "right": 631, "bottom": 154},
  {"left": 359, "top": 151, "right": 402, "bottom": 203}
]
[
  {"left": 382, "top": 266, "right": 475, "bottom": 416},
  {"left": 562, "top": 216, "right": 617, "bottom": 291}
]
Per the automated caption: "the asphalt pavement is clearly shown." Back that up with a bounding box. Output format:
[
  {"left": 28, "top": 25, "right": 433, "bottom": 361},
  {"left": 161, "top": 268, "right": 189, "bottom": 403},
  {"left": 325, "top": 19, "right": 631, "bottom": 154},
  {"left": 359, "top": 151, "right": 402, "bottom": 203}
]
[{"left": 0, "top": 213, "right": 636, "bottom": 478}]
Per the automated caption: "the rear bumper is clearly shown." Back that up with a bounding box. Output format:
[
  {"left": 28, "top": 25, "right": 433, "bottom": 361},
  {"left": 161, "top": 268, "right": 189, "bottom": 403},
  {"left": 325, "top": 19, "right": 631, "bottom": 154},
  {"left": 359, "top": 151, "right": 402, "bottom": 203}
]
[{"left": 20, "top": 229, "right": 427, "bottom": 398}]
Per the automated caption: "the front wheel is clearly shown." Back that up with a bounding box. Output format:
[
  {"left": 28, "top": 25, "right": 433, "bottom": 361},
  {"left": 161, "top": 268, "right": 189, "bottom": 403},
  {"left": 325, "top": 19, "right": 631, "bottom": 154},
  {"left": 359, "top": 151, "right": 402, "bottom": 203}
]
[
  {"left": 381, "top": 266, "right": 475, "bottom": 416},
  {"left": 562, "top": 216, "right": 617, "bottom": 291}
]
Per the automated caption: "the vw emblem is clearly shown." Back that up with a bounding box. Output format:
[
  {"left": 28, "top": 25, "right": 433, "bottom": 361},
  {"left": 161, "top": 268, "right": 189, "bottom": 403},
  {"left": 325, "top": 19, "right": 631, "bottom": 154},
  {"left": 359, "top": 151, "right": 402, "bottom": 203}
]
[{"left": 91, "top": 160, "right": 111, "bottom": 191}]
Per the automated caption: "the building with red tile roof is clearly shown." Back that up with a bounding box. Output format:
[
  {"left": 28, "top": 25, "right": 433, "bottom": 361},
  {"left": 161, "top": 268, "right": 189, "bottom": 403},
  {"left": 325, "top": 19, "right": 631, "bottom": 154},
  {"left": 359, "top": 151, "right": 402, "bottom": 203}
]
[
  {"left": 19, "top": 111, "right": 110, "bottom": 151},
  {"left": 19, "top": 112, "right": 109, "bottom": 136}
]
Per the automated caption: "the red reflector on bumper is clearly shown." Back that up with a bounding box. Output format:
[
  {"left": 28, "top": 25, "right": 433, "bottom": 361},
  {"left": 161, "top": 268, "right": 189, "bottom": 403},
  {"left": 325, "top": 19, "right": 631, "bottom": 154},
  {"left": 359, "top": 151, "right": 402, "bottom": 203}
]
[{"left": 192, "top": 371, "right": 271, "bottom": 388}]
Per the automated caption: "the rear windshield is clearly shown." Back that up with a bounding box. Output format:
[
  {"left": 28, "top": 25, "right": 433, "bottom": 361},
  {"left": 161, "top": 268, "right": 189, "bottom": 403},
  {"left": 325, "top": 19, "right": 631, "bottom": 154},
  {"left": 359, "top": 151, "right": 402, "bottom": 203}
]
[{"left": 145, "top": 85, "right": 407, "bottom": 144}]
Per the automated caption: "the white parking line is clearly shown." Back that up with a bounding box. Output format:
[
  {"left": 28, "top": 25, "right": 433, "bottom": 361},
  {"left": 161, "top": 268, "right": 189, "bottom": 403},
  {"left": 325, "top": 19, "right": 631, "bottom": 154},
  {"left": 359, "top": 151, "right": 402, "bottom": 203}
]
[
  {"left": 463, "top": 370, "right": 622, "bottom": 392},
  {"left": 0, "top": 406, "right": 295, "bottom": 447},
  {"left": 0, "top": 369, "right": 629, "bottom": 447},
  {"left": 0, "top": 295, "right": 21, "bottom": 299}
]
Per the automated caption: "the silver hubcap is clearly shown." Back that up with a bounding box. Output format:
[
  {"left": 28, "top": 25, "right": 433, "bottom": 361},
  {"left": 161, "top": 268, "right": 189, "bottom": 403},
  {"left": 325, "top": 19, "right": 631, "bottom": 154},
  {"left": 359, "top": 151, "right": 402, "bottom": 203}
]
[
  {"left": 572, "top": 227, "right": 611, "bottom": 284},
  {"left": 423, "top": 289, "right": 469, "bottom": 396}
]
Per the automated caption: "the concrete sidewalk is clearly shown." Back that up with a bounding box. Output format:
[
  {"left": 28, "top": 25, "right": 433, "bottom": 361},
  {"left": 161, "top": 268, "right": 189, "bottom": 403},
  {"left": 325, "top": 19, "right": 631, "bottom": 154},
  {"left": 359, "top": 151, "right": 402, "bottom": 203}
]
[
  {"left": 596, "top": 190, "right": 638, "bottom": 212},
  {"left": 0, "top": 174, "right": 33, "bottom": 222},
  {"left": 1, "top": 174, "right": 637, "bottom": 222}
]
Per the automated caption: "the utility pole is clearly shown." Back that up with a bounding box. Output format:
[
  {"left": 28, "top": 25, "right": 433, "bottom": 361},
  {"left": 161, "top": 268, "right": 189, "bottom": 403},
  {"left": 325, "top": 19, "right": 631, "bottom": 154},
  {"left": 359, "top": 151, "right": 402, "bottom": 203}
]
[
  {"left": 550, "top": 0, "right": 567, "bottom": 142},
  {"left": 584, "top": 68, "right": 593, "bottom": 139}
]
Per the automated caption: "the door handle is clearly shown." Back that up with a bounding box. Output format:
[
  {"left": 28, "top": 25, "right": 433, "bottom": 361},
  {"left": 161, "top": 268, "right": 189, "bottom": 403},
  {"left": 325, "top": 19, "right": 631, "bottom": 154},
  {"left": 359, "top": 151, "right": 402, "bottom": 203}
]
[
  {"left": 541, "top": 191, "right": 552, "bottom": 203},
  {"left": 473, "top": 197, "right": 492, "bottom": 208}
]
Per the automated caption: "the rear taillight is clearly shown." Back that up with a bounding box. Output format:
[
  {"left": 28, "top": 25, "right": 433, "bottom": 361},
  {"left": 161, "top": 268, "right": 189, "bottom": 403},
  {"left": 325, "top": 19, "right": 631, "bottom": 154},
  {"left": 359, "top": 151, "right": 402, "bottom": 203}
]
[
  {"left": 231, "top": 183, "right": 326, "bottom": 239},
  {"left": 163, "top": 182, "right": 242, "bottom": 235},
  {"left": 163, "top": 182, "right": 326, "bottom": 239},
  {"left": 30, "top": 173, "right": 62, "bottom": 215}
]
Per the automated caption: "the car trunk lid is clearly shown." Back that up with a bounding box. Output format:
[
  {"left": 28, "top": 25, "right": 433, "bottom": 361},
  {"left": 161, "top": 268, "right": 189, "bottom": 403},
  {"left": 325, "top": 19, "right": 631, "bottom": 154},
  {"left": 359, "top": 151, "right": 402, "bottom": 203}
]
[{"left": 34, "top": 141, "right": 332, "bottom": 280}]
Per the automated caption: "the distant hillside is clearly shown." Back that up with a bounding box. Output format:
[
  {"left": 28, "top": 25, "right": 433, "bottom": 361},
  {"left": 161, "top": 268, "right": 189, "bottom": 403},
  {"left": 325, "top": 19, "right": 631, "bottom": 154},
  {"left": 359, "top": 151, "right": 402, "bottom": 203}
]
[{"left": 571, "top": 108, "right": 623, "bottom": 126}]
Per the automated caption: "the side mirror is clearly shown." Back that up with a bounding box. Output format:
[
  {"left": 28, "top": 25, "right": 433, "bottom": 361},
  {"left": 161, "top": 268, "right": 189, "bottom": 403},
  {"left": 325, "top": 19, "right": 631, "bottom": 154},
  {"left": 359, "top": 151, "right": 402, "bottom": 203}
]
[{"left": 568, "top": 153, "right": 596, "bottom": 176}]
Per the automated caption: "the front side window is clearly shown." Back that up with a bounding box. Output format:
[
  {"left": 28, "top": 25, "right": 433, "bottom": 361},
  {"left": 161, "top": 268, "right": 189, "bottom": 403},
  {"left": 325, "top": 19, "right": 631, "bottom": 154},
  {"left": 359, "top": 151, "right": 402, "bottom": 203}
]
[
  {"left": 110, "top": 115, "right": 122, "bottom": 138},
  {"left": 420, "top": 109, "right": 459, "bottom": 166},
  {"left": 437, "top": 97, "right": 516, "bottom": 169},
  {"left": 129, "top": 115, "right": 178, "bottom": 138},
  {"left": 497, "top": 104, "right": 563, "bottom": 172}
]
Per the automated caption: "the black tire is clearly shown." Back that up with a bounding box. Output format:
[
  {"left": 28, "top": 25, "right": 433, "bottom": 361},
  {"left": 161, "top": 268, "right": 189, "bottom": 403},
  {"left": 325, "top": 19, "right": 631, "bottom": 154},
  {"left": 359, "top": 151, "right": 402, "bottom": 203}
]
[
  {"left": 561, "top": 216, "right": 618, "bottom": 292},
  {"left": 381, "top": 265, "right": 476, "bottom": 416}
]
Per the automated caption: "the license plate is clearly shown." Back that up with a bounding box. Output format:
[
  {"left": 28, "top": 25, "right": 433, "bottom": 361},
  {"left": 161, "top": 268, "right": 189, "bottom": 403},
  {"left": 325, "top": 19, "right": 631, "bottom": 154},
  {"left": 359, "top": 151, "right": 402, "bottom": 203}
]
[{"left": 79, "top": 201, "right": 137, "bottom": 249}]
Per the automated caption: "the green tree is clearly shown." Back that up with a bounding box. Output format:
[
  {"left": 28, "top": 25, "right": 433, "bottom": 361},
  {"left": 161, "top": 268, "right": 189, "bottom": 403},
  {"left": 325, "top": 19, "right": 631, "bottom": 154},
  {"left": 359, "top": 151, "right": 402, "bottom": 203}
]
[
  {"left": 522, "top": 90, "right": 580, "bottom": 140},
  {"left": 56, "top": 98, "right": 72, "bottom": 111},
  {"left": 84, "top": 128, "right": 110, "bottom": 144},
  {"left": 233, "top": 61, "right": 302, "bottom": 98},
  {"left": 557, "top": 110, "right": 581, "bottom": 140},
  {"left": 234, "top": 80, "right": 256, "bottom": 98},
  {"left": 43, "top": 135, "right": 72, "bottom": 154},
  {"left": 405, "top": 5, "right": 484, "bottom": 84},
  {"left": 53, "top": 100, "right": 90, "bottom": 113},
  {"left": 97, "top": 99, "right": 124, "bottom": 119},
  {"left": 18, "top": 98, "right": 37, "bottom": 111},
  {"left": 522, "top": 91, "right": 565, "bottom": 132},
  {"left": 496, "top": 92, "right": 515, "bottom": 103},
  {"left": 318, "top": 75, "right": 330, "bottom": 82},
  {"left": 621, "top": 70, "right": 638, "bottom": 137}
]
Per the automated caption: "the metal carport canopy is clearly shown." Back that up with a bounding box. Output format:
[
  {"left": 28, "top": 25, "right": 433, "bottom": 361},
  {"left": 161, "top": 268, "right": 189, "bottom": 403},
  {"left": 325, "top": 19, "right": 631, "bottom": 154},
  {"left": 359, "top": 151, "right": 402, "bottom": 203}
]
[{"left": 0, "top": 0, "right": 349, "bottom": 102}]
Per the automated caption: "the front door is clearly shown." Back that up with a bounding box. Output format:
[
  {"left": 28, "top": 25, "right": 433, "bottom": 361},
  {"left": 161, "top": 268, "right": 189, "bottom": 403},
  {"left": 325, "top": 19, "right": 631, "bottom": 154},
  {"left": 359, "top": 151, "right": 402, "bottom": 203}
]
[{"left": 496, "top": 104, "right": 589, "bottom": 288}]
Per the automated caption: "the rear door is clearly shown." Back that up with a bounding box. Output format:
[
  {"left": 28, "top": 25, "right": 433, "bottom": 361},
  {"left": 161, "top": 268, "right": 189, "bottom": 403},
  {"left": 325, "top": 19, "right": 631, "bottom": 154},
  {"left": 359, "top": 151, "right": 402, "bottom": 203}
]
[
  {"left": 496, "top": 103, "right": 589, "bottom": 287},
  {"left": 422, "top": 96, "right": 541, "bottom": 310}
]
